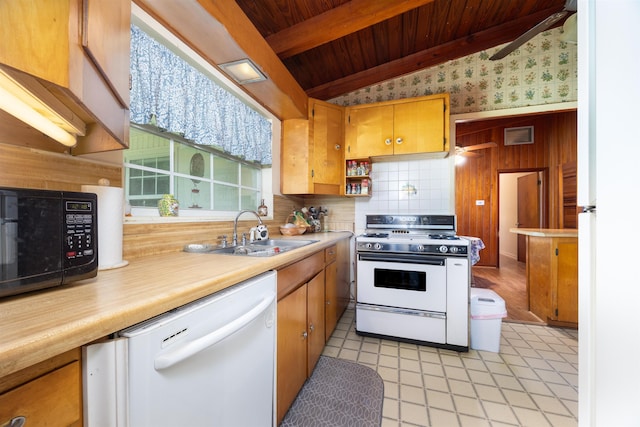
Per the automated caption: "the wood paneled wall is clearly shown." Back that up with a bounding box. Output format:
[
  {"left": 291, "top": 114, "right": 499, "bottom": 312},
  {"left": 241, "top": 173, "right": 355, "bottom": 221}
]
[
  {"left": 455, "top": 111, "right": 577, "bottom": 267},
  {"left": 0, "top": 143, "right": 122, "bottom": 190},
  {"left": 122, "top": 195, "right": 305, "bottom": 260}
]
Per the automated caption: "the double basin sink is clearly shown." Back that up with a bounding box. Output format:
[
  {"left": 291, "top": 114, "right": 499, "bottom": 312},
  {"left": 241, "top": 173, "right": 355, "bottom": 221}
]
[{"left": 186, "top": 239, "right": 319, "bottom": 257}]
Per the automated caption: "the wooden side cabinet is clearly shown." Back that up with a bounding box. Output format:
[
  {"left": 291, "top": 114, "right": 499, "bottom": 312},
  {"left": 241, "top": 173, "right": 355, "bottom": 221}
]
[
  {"left": 0, "top": 349, "right": 82, "bottom": 427},
  {"left": 527, "top": 236, "right": 578, "bottom": 327},
  {"left": 281, "top": 98, "right": 344, "bottom": 195},
  {"left": 344, "top": 93, "right": 449, "bottom": 160}
]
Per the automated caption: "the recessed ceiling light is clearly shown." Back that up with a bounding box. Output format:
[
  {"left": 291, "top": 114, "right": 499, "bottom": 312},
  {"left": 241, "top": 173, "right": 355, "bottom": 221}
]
[{"left": 219, "top": 59, "right": 267, "bottom": 84}]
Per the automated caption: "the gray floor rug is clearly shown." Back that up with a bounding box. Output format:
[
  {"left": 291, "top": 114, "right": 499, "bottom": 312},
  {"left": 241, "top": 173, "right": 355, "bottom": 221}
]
[{"left": 280, "top": 356, "right": 384, "bottom": 427}]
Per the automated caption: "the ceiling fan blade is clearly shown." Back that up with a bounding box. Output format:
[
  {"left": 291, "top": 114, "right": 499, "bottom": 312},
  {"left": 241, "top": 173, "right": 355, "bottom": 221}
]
[
  {"left": 464, "top": 142, "right": 497, "bottom": 151},
  {"left": 489, "top": 11, "right": 570, "bottom": 60},
  {"left": 459, "top": 151, "right": 480, "bottom": 158}
]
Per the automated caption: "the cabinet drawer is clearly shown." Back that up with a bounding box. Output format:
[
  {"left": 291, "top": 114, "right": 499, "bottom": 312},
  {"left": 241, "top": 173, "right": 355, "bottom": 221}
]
[
  {"left": 277, "top": 251, "right": 324, "bottom": 300},
  {"left": 325, "top": 245, "right": 337, "bottom": 264},
  {"left": 0, "top": 361, "right": 81, "bottom": 427}
]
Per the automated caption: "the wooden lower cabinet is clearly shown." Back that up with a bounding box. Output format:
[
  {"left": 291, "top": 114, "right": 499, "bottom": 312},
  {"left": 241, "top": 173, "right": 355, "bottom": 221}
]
[
  {"left": 276, "top": 240, "right": 351, "bottom": 424},
  {"left": 0, "top": 349, "right": 82, "bottom": 427},
  {"left": 307, "top": 271, "right": 326, "bottom": 377},
  {"left": 527, "top": 235, "right": 578, "bottom": 327},
  {"left": 276, "top": 251, "right": 325, "bottom": 424},
  {"left": 277, "top": 283, "right": 310, "bottom": 424},
  {"left": 325, "top": 241, "right": 350, "bottom": 340}
]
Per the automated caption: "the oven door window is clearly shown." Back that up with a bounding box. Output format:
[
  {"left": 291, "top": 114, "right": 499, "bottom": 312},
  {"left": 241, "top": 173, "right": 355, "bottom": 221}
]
[
  {"left": 374, "top": 269, "right": 426, "bottom": 292},
  {"left": 357, "top": 258, "right": 447, "bottom": 312}
]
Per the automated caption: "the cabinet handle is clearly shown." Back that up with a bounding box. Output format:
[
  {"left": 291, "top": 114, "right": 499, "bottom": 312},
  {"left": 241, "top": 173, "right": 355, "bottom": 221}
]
[
  {"left": 326, "top": 300, "right": 331, "bottom": 305},
  {"left": 302, "top": 331, "right": 308, "bottom": 339},
  {"left": 1, "top": 417, "right": 26, "bottom": 427},
  {"left": 309, "top": 323, "right": 315, "bottom": 332},
  {"left": 334, "top": 144, "right": 341, "bottom": 150},
  {"left": 396, "top": 137, "right": 403, "bottom": 145},
  {"left": 384, "top": 138, "right": 392, "bottom": 145}
]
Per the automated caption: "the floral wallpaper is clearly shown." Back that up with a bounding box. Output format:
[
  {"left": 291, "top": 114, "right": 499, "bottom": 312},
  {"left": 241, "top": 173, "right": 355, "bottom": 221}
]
[{"left": 330, "top": 28, "right": 577, "bottom": 114}]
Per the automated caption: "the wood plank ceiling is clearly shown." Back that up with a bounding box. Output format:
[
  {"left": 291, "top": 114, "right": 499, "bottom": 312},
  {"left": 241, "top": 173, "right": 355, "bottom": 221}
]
[{"left": 236, "top": 0, "right": 569, "bottom": 100}]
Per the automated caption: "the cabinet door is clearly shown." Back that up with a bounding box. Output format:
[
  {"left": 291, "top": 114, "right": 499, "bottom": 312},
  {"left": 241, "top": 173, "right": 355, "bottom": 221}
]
[
  {"left": 324, "top": 259, "right": 339, "bottom": 341},
  {"left": 527, "top": 236, "right": 552, "bottom": 321},
  {"left": 311, "top": 100, "right": 343, "bottom": 193},
  {"left": 393, "top": 98, "right": 445, "bottom": 155},
  {"left": 277, "top": 285, "right": 308, "bottom": 424},
  {"left": 345, "top": 104, "right": 394, "bottom": 159},
  {"left": 307, "top": 271, "right": 326, "bottom": 376},
  {"left": 82, "top": 0, "right": 131, "bottom": 108},
  {"left": 555, "top": 240, "right": 578, "bottom": 324},
  {"left": 0, "top": 361, "right": 81, "bottom": 427}
]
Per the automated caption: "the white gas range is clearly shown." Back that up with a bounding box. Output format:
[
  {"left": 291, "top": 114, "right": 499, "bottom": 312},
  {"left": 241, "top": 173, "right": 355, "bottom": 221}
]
[{"left": 355, "top": 214, "right": 470, "bottom": 351}]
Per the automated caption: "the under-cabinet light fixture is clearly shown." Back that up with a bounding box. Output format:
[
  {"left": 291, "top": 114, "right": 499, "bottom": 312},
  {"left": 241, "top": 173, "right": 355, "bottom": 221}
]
[
  {"left": 0, "top": 69, "right": 77, "bottom": 147},
  {"left": 219, "top": 59, "right": 267, "bottom": 84}
]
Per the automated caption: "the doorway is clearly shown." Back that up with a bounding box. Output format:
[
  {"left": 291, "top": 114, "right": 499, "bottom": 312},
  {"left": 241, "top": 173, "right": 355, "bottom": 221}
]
[
  {"left": 499, "top": 170, "right": 547, "bottom": 263},
  {"left": 471, "top": 169, "right": 548, "bottom": 324}
]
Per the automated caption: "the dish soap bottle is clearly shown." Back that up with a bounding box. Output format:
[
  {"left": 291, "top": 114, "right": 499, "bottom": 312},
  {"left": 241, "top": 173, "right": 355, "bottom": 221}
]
[{"left": 258, "top": 199, "right": 268, "bottom": 216}]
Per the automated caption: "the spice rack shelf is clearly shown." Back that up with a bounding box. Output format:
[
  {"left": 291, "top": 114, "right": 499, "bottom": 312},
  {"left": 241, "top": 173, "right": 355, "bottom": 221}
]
[{"left": 345, "top": 159, "right": 372, "bottom": 197}]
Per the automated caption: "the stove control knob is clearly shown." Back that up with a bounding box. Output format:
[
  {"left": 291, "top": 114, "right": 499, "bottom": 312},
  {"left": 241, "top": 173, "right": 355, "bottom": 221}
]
[
  {"left": 450, "top": 246, "right": 459, "bottom": 254},
  {"left": 439, "top": 245, "right": 448, "bottom": 253},
  {"left": 417, "top": 244, "right": 424, "bottom": 252},
  {"left": 365, "top": 243, "right": 372, "bottom": 249},
  {"left": 374, "top": 243, "right": 383, "bottom": 250}
]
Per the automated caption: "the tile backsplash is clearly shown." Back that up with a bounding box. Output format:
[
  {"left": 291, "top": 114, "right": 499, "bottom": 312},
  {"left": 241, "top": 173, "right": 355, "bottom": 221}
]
[{"left": 354, "top": 157, "right": 454, "bottom": 233}]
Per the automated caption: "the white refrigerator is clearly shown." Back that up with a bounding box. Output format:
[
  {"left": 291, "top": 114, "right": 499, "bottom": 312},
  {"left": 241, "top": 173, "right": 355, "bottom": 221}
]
[{"left": 577, "top": 1, "right": 640, "bottom": 425}]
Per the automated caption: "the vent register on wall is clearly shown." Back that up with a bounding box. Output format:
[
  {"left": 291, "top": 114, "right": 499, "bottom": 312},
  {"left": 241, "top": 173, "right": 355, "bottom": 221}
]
[{"left": 504, "top": 126, "right": 534, "bottom": 146}]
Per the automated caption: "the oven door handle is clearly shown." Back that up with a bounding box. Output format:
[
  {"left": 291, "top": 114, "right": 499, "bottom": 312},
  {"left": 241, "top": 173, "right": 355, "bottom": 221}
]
[{"left": 358, "top": 252, "right": 445, "bottom": 266}]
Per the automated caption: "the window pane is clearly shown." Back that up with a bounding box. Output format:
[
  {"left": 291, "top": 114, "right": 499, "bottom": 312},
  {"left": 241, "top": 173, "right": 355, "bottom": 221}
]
[
  {"left": 214, "top": 157, "right": 238, "bottom": 184},
  {"left": 241, "top": 188, "right": 259, "bottom": 211},
  {"left": 175, "top": 176, "right": 211, "bottom": 210},
  {"left": 175, "top": 144, "right": 209, "bottom": 179},
  {"left": 241, "top": 165, "right": 259, "bottom": 188},
  {"left": 214, "top": 184, "right": 238, "bottom": 211},
  {"left": 157, "top": 175, "right": 170, "bottom": 194},
  {"left": 125, "top": 128, "right": 171, "bottom": 171}
]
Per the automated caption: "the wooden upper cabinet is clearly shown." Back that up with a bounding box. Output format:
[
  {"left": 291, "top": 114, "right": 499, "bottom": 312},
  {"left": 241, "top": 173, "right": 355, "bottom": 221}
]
[
  {"left": 82, "top": 0, "right": 131, "bottom": 108},
  {"left": 345, "top": 104, "right": 394, "bottom": 158},
  {"left": 345, "top": 94, "right": 449, "bottom": 159},
  {"left": 0, "top": 0, "right": 130, "bottom": 154},
  {"left": 281, "top": 98, "right": 344, "bottom": 195}
]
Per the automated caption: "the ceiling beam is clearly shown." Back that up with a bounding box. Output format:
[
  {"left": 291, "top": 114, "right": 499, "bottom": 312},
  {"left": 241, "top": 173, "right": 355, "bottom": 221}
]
[
  {"left": 306, "top": 7, "right": 562, "bottom": 100},
  {"left": 133, "top": 0, "right": 308, "bottom": 120},
  {"left": 266, "top": 0, "right": 435, "bottom": 59}
]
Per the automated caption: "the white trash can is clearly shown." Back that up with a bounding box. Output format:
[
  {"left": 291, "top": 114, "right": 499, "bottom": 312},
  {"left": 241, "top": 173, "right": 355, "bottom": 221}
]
[{"left": 470, "top": 288, "right": 507, "bottom": 352}]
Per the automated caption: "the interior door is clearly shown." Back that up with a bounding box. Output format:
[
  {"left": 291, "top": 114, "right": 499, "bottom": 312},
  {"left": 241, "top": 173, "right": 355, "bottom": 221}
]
[{"left": 517, "top": 173, "right": 541, "bottom": 262}]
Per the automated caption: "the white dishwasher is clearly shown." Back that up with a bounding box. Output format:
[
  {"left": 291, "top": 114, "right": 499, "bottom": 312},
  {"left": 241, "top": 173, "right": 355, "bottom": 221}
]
[{"left": 83, "top": 270, "right": 277, "bottom": 427}]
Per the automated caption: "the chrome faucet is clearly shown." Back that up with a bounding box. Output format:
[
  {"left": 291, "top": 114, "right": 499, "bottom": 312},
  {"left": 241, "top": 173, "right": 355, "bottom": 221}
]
[{"left": 233, "top": 210, "right": 264, "bottom": 246}]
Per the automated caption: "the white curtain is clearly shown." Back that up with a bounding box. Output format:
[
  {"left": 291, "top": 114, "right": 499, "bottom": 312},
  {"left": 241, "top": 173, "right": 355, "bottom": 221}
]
[{"left": 129, "top": 25, "right": 272, "bottom": 165}]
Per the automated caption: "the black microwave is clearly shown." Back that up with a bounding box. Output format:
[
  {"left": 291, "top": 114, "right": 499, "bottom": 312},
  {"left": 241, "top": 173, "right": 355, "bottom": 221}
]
[{"left": 0, "top": 187, "right": 98, "bottom": 298}]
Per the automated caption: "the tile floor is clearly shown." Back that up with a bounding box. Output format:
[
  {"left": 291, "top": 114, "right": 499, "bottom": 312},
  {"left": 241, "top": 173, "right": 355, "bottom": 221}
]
[{"left": 322, "top": 308, "right": 579, "bottom": 427}]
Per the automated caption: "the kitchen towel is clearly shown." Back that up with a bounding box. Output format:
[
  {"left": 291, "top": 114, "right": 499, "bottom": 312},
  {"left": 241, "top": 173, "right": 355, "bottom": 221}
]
[{"left": 81, "top": 183, "right": 128, "bottom": 270}]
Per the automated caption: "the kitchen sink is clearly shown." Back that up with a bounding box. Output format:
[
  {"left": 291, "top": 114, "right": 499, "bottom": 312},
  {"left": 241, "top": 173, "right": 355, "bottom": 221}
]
[{"left": 186, "top": 239, "right": 318, "bottom": 257}]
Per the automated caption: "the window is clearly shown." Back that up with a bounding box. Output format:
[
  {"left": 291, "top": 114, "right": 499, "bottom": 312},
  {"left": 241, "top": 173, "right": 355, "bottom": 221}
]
[
  {"left": 125, "top": 126, "right": 262, "bottom": 215},
  {"left": 126, "top": 7, "right": 277, "bottom": 219}
]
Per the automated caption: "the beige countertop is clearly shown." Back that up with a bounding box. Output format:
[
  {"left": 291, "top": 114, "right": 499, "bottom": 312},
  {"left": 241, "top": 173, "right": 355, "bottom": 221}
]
[
  {"left": 509, "top": 228, "right": 578, "bottom": 238},
  {"left": 0, "top": 232, "right": 352, "bottom": 378}
]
